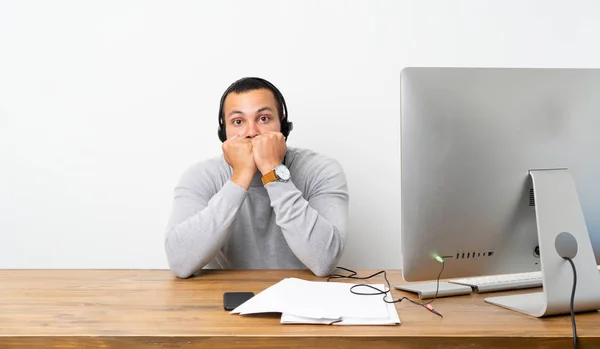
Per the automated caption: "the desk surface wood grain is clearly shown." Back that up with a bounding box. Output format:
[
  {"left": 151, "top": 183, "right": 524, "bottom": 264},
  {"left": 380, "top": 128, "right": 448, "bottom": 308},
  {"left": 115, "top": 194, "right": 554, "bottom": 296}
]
[{"left": 1, "top": 269, "right": 598, "bottom": 348}]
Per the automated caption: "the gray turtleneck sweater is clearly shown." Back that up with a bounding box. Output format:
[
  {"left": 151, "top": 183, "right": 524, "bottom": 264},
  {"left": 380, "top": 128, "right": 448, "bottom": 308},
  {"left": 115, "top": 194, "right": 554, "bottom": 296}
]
[{"left": 164, "top": 147, "right": 349, "bottom": 278}]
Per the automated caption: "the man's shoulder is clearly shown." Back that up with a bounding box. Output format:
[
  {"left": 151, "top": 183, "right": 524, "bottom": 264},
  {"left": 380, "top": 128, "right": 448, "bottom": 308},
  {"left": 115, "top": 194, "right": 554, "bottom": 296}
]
[
  {"left": 177, "top": 153, "right": 230, "bottom": 186},
  {"left": 288, "top": 147, "right": 345, "bottom": 175}
]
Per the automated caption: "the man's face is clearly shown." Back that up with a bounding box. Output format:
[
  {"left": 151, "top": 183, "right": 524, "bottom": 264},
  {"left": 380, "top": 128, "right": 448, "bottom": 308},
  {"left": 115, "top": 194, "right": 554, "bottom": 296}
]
[{"left": 222, "top": 88, "right": 281, "bottom": 140}]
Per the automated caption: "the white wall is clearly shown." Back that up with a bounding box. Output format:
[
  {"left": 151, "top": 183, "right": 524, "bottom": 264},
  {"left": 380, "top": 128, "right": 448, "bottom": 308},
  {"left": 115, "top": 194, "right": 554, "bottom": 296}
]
[{"left": 1, "top": 0, "right": 599, "bottom": 270}]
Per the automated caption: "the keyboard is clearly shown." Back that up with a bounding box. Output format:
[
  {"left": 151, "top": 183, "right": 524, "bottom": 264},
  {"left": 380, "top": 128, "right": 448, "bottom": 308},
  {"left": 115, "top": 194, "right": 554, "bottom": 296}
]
[{"left": 448, "top": 265, "right": 600, "bottom": 293}]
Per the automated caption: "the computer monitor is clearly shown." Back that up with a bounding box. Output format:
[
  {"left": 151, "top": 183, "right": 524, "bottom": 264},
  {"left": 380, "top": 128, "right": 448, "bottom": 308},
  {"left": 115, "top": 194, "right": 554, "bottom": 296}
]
[{"left": 399, "top": 67, "right": 600, "bottom": 317}]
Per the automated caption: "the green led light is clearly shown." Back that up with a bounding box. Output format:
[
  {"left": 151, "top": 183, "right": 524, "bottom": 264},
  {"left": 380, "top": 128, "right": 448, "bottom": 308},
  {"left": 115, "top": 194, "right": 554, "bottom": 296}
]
[{"left": 435, "top": 255, "right": 444, "bottom": 263}]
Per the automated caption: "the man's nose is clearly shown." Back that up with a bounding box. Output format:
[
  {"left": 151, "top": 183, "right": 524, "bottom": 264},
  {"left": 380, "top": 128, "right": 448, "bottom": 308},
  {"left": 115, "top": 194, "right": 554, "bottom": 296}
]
[{"left": 245, "top": 122, "right": 259, "bottom": 138}]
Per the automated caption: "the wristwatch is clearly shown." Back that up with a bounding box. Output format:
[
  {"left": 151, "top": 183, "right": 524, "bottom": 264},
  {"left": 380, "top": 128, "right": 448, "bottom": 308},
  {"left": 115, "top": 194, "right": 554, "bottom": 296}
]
[{"left": 261, "top": 164, "right": 291, "bottom": 185}]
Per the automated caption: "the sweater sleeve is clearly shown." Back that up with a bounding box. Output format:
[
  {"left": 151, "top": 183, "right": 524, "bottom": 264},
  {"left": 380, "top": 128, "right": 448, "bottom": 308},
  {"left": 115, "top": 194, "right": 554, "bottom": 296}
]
[
  {"left": 164, "top": 164, "right": 248, "bottom": 278},
  {"left": 264, "top": 158, "right": 349, "bottom": 277}
]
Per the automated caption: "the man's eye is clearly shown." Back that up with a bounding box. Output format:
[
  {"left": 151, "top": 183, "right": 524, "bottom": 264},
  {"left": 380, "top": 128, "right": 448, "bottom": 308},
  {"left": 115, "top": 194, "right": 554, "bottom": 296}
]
[
  {"left": 259, "top": 116, "right": 269, "bottom": 122},
  {"left": 232, "top": 120, "right": 242, "bottom": 126}
]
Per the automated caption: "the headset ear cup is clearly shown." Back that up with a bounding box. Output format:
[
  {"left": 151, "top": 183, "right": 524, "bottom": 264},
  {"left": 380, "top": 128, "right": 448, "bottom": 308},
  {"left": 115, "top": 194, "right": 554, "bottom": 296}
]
[
  {"left": 217, "top": 86, "right": 228, "bottom": 142},
  {"left": 281, "top": 118, "right": 292, "bottom": 139},
  {"left": 218, "top": 124, "right": 226, "bottom": 142}
]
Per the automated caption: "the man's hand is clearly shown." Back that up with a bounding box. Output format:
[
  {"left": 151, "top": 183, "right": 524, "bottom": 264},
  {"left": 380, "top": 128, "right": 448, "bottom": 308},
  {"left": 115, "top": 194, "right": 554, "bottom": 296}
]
[
  {"left": 251, "top": 132, "right": 287, "bottom": 175},
  {"left": 222, "top": 136, "right": 257, "bottom": 189}
]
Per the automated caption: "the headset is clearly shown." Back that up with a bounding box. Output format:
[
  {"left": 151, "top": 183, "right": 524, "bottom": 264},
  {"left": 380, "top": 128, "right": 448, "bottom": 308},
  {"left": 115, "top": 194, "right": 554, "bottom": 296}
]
[{"left": 217, "top": 77, "right": 293, "bottom": 143}]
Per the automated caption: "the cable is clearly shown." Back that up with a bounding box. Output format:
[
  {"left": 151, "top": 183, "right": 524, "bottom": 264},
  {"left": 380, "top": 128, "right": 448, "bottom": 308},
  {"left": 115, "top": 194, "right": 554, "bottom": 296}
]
[
  {"left": 327, "top": 258, "right": 448, "bottom": 318},
  {"left": 564, "top": 257, "right": 578, "bottom": 349}
]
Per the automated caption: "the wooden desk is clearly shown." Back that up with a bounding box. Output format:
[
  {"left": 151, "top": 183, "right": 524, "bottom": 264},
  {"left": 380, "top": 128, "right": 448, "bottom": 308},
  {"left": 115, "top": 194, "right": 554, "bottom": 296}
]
[{"left": 1, "top": 269, "right": 599, "bottom": 348}]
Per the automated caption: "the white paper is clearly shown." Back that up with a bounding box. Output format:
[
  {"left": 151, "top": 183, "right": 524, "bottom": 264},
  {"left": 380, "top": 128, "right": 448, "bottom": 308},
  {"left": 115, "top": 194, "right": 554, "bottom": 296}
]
[
  {"left": 230, "top": 277, "right": 401, "bottom": 325},
  {"left": 280, "top": 289, "right": 400, "bottom": 325}
]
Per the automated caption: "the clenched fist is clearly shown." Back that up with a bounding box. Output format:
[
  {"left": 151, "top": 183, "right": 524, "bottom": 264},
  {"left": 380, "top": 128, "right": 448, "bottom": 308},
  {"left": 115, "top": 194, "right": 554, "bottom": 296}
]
[
  {"left": 251, "top": 132, "right": 287, "bottom": 175},
  {"left": 223, "top": 136, "right": 257, "bottom": 189}
]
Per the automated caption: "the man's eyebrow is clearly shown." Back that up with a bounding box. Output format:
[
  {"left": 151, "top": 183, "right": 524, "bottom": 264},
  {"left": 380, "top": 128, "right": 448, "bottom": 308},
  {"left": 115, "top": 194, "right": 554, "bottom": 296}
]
[
  {"left": 227, "top": 106, "right": 274, "bottom": 119},
  {"left": 227, "top": 110, "right": 244, "bottom": 119},
  {"left": 256, "top": 106, "right": 274, "bottom": 114}
]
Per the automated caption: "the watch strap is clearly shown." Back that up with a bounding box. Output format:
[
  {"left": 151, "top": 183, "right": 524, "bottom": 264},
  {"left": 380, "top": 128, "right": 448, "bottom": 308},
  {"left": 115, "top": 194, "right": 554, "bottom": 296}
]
[{"left": 261, "top": 170, "right": 277, "bottom": 185}]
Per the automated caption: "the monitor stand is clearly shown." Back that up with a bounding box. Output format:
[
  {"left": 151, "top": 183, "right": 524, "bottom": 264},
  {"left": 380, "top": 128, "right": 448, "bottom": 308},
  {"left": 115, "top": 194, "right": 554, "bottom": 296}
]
[{"left": 485, "top": 169, "right": 600, "bottom": 317}]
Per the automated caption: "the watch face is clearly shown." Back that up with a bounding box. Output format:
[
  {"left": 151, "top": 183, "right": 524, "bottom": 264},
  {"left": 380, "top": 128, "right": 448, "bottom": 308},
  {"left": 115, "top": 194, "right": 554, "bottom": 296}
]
[{"left": 275, "top": 164, "right": 291, "bottom": 181}]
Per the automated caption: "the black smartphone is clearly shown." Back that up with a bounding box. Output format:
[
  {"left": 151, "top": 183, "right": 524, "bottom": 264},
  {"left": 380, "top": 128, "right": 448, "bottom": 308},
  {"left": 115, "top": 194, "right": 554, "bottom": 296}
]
[{"left": 223, "top": 291, "right": 255, "bottom": 310}]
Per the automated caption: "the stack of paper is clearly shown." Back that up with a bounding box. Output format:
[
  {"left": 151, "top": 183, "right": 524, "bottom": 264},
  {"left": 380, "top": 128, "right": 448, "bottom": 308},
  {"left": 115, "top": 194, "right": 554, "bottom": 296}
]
[{"left": 230, "top": 277, "right": 400, "bottom": 325}]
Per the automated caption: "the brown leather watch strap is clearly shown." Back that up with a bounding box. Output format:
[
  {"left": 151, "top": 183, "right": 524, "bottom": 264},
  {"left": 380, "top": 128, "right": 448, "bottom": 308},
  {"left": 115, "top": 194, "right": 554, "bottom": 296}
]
[{"left": 261, "top": 170, "right": 277, "bottom": 185}]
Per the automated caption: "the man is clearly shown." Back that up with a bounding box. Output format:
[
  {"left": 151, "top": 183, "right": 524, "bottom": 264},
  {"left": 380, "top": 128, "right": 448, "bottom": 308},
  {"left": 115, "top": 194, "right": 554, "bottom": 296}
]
[{"left": 164, "top": 77, "right": 349, "bottom": 278}]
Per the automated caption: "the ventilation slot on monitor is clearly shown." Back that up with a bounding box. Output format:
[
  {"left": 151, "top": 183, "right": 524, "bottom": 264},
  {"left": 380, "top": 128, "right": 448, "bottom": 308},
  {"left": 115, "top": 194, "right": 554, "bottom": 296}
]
[
  {"left": 529, "top": 188, "right": 535, "bottom": 206},
  {"left": 455, "top": 251, "right": 494, "bottom": 259}
]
